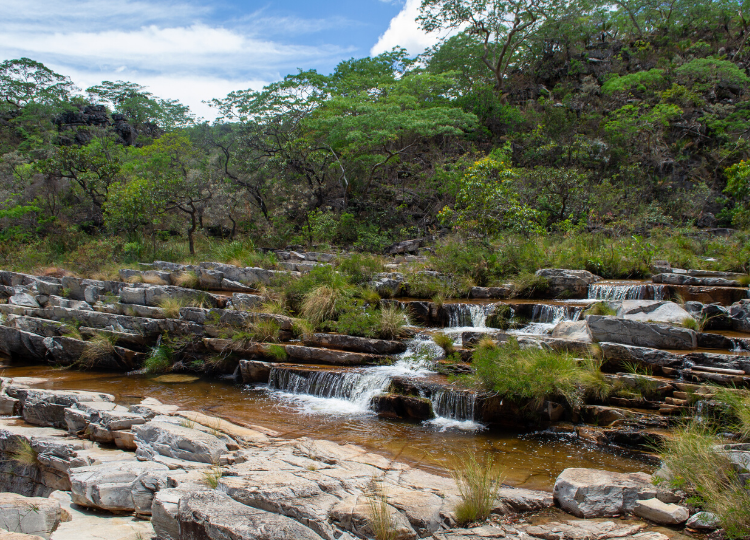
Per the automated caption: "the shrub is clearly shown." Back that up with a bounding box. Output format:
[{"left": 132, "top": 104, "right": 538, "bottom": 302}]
[
  {"left": 511, "top": 273, "right": 549, "bottom": 298},
  {"left": 584, "top": 302, "right": 617, "bottom": 316},
  {"left": 472, "top": 339, "right": 606, "bottom": 408},
  {"left": 378, "top": 305, "right": 409, "bottom": 340},
  {"left": 78, "top": 333, "right": 117, "bottom": 368},
  {"left": 145, "top": 344, "right": 173, "bottom": 373},
  {"left": 173, "top": 271, "right": 199, "bottom": 288},
  {"left": 158, "top": 297, "right": 188, "bottom": 319},
  {"left": 302, "top": 285, "right": 354, "bottom": 327},
  {"left": 337, "top": 253, "right": 385, "bottom": 284},
  {"left": 451, "top": 452, "right": 504, "bottom": 525},
  {"left": 433, "top": 332, "right": 455, "bottom": 355}
]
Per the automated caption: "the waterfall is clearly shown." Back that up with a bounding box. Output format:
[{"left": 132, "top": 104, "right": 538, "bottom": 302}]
[
  {"left": 445, "top": 303, "right": 495, "bottom": 328},
  {"left": 430, "top": 389, "right": 476, "bottom": 421},
  {"left": 588, "top": 283, "right": 647, "bottom": 301},
  {"left": 512, "top": 304, "right": 582, "bottom": 335},
  {"left": 268, "top": 367, "right": 392, "bottom": 412},
  {"left": 653, "top": 285, "right": 666, "bottom": 301}
]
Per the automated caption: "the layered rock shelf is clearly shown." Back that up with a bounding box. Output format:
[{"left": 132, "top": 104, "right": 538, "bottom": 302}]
[{"left": 0, "top": 378, "right": 733, "bottom": 540}]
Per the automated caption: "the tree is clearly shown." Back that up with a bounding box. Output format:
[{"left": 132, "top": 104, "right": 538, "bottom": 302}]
[
  {"left": 0, "top": 58, "right": 75, "bottom": 111},
  {"left": 418, "top": 0, "right": 564, "bottom": 94},
  {"left": 438, "top": 147, "right": 544, "bottom": 236}
]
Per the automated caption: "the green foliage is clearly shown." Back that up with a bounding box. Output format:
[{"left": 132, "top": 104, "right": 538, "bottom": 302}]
[
  {"left": 602, "top": 69, "right": 666, "bottom": 95},
  {"left": 145, "top": 344, "right": 173, "bottom": 374},
  {"left": 724, "top": 160, "right": 750, "bottom": 229},
  {"left": 336, "top": 253, "right": 386, "bottom": 285},
  {"left": 472, "top": 339, "right": 607, "bottom": 408},
  {"left": 267, "top": 344, "right": 288, "bottom": 361},
  {"left": 432, "top": 332, "right": 455, "bottom": 355},
  {"left": 676, "top": 58, "right": 750, "bottom": 91},
  {"left": 451, "top": 452, "right": 504, "bottom": 526},
  {"left": 584, "top": 302, "right": 617, "bottom": 316}
]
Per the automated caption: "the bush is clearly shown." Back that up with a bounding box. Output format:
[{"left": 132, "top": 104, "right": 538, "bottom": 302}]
[
  {"left": 451, "top": 452, "right": 504, "bottom": 526},
  {"left": 472, "top": 339, "right": 606, "bottom": 408},
  {"left": 337, "top": 253, "right": 385, "bottom": 285},
  {"left": 145, "top": 344, "right": 173, "bottom": 373},
  {"left": 433, "top": 332, "right": 455, "bottom": 355}
]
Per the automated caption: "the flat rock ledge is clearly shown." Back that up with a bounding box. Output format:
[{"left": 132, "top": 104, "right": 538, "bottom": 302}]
[{"left": 0, "top": 381, "right": 693, "bottom": 540}]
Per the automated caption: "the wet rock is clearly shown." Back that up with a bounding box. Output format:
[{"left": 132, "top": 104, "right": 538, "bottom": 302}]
[
  {"left": 553, "top": 468, "right": 676, "bottom": 518},
  {"left": 0, "top": 493, "right": 64, "bottom": 539},
  {"left": 617, "top": 300, "right": 694, "bottom": 325},
  {"left": 633, "top": 498, "right": 689, "bottom": 525},
  {"left": 239, "top": 359, "right": 274, "bottom": 384},
  {"left": 303, "top": 333, "right": 407, "bottom": 355},
  {"left": 580, "top": 405, "right": 631, "bottom": 426},
  {"left": 697, "top": 332, "right": 736, "bottom": 350},
  {"left": 133, "top": 420, "right": 228, "bottom": 463},
  {"left": 535, "top": 269, "right": 600, "bottom": 298},
  {"left": 587, "top": 316, "right": 697, "bottom": 350},
  {"left": 686, "top": 511, "right": 720, "bottom": 530},
  {"left": 178, "top": 490, "right": 325, "bottom": 540},
  {"left": 371, "top": 393, "right": 435, "bottom": 421},
  {"left": 70, "top": 460, "right": 169, "bottom": 512}
]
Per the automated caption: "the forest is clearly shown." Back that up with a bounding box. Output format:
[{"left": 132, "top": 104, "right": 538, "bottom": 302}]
[{"left": 1, "top": 0, "right": 750, "bottom": 275}]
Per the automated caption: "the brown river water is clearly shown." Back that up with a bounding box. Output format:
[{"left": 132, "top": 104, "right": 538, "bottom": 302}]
[{"left": 0, "top": 363, "right": 654, "bottom": 491}]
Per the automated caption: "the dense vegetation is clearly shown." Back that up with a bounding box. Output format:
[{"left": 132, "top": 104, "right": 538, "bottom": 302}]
[{"left": 2, "top": 0, "right": 750, "bottom": 272}]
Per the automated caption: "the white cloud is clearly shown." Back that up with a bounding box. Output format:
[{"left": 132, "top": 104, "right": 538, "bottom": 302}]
[
  {"left": 371, "top": 0, "right": 446, "bottom": 56},
  {"left": 0, "top": 0, "right": 356, "bottom": 120}
]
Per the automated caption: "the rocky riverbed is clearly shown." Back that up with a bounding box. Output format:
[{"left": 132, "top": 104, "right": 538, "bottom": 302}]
[{"left": 0, "top": 377, "right": 728, "bottom": 540}]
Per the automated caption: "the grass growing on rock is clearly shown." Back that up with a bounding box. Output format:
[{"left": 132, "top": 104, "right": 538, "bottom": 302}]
[
  {"left": 433, "top": 332, "right": 455, "bottom": 355},
  {"left": 367, "top": 477, "right": 397, "bottom": 540},
  {"left": 144, "top": 344, "right": 173, "bottom": 373},
  {"left": 472, "top": 339, "right": 609, "bottom": 408},
  {"left": 658, "top": 423, "right": 750, "bottom": 539},
  {"left": 451, "top": 452, "right": 504, "bottom": 526},
  {"left": 9, "top": 439, "right": 38, "bottom": 467},
  {"left": 157, "top": 297, "right": 189, "bottom": 319},
  {"left": 173, "top": 271, "right": 199, "bottom": 288},
  {"left": 583, "top": 302, "right": 617, "bottom": 317},
  {"left": 78, "top": 333, "right": 118, "bottom": 368}
]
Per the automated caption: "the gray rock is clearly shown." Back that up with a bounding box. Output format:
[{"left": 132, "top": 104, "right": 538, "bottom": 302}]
[
  {"left": 553, "top": 468, "right": 675, "bottom": 518},
  {"left": 686, "top": 511, "right": 720, "bottom": 530},
  {"left": 133, "top": 421, "right": 228, "bottom": 463},
  {"left": 653, "top": 273, "right": 742, "bottom": 287},
  {"left": 633, "top": 498, "right": 689, "bottom": 525},
  {"left": 232, "top": 293, "right": 264, "bottom": 311},
  {"left": 617, "top": 300, "right": 694, "bottom": 325},
  {"left": 599, "top": 342, "right": 683, "bottom": 369},
  {"left": 303, "top": 333, "right": 407, "bottom": 355},
  {"left": 0, "top": 492, "right": 64, "bottom": 539},
  {"left": 70, "top": 460, "right": 169, "bottom": 512},
  {"left": 493, "top": 487, "right": 554, "bottom": 514},
  {"left": 178, "top": 490, "right": 325, "bottom": 540},
  {"left": 587, "top": 316, "right": 697, "bottom": 350},
  {"left": 535, "top": 269, "right": 601, "bottom": 298},
  {"left": 552, "top": 321, "right": 593, "bottom": 342},
  {"left": 0, "top": 326, "right": 47, "bottom": 361},
  {"left": 9, "top": 293, "right": 40, "bottom": 308},
  {"left": 12, "top": 389, "right": 114, "bottom": 429},
  {"left": 239, "top": 360, "right": 274, "bottom": 384}
]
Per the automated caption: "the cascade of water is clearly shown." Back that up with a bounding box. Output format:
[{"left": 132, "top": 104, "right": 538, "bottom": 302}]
[
  {"left": 514, "top": 304, "right": 582, "bottom": 335},
  {"left": 588, "top": 283, "right": 649, "bottom": 301},
  {"left": 445, "top": 303, "right": 495, "bottom": 328},
  {"left": 268, "top": 367, "right": 393, "bottom": 411},
  {"left": 430, "top": 389, "right": 477, "bottom": 421},
  {"left": 652, "top": 285, "right": 666, "bottom": 301}
]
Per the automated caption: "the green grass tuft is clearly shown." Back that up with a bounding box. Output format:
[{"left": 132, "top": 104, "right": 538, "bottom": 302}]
[{"left": 452, "top": 452, "right": 504, "bottom": 526}]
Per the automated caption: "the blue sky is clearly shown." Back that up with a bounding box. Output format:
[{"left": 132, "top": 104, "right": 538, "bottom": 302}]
[{"left": 0, "top": 0, "right": 444, "bottom": 118}]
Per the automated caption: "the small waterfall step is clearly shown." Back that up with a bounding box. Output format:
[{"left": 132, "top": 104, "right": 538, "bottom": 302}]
[{"left": 588, "top": 282, "right": 665, "bottom": 301}]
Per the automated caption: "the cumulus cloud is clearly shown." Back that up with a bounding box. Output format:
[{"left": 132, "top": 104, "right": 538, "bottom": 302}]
[
  {"left": 371, "top": 0, "right": 450, "bottom": 56},
  {"left": 0, "top": 0, "right": 356, "bottom": 120}
]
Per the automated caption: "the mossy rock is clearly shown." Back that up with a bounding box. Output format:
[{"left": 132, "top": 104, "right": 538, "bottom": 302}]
[{"left": 153, "top": 374, "right": 201, "bottom": 384}]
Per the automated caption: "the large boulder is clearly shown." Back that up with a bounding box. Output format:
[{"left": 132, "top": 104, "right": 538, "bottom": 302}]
[
  {"left": 70, "top": 460, "right": 168, "bottom": 512},
  {"left": 553, "top": 468, "right": 676, "bottom": 518},
  {"left": 552, "top": 321, "right": 593, "bottom": 342},
  {"left": 617, "top": 300, "right": 694, "bottom": 325},
  {"left": 535, "top": 269, "right": 600, "bottom": 298},
  {"left": 10, "top": 389, "right": 114, "bottom": 429},
  {"left": 177, "top": 490, "right": 325, "bottom": 540},
  {"left": 0, "top": 493, "right": 65, "bottom": 539},
  {"left": 587, "top": 316, "right": 697, "bottom": 350},
  {"left": 133, "top": 420, "right": 228, "bottom": 463},
  {"left": 239, "top": 360, "right": 274, "bottom": 384},
  {"left": 599, "top": 342, "right": 683, "bottom": 371}
]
